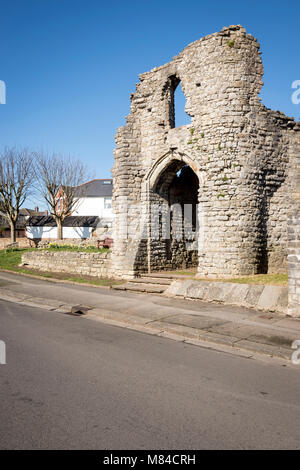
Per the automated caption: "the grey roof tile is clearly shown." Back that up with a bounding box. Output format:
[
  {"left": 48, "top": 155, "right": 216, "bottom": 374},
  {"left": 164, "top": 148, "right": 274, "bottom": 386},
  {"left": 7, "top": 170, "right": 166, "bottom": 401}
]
[
  {"left": 27, "top": 215, "right": 100, "bottom": 228},
  {"left": 74, "top": 179, "right": 113, "bottom": 197}
]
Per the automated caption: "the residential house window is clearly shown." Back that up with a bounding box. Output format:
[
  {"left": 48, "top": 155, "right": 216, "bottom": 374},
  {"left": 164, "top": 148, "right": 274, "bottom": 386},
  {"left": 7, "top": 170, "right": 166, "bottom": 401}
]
[
  {"left": 56, "top": 197, "right": 64, "bottom": 213},
  {"left": 104, "top": 197, "right": 112, "bottom": 209}
]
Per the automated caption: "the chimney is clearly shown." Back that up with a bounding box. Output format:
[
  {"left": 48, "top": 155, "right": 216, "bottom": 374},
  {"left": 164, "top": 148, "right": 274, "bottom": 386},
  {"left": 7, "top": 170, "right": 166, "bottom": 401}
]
[{"left": 34, "top": 206, "right": 39, "bottom": 212}]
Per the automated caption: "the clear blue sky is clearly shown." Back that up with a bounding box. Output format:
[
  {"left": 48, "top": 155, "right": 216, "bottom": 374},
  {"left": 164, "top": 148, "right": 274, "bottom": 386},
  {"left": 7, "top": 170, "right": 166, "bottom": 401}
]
[{"left": 0, "top": 0, "right": 299, "bottom": 184}]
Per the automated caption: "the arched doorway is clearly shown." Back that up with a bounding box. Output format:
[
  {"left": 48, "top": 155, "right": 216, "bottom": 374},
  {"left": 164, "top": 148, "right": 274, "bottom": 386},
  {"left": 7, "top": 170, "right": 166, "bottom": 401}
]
[{"left": 148, "top": 158, "right": 199, "bottom": 272}]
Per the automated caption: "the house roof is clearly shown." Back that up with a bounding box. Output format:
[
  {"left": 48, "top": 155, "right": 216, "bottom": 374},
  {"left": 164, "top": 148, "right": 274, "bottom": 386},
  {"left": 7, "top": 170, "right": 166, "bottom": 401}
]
[
  {"left": 19, "top": 208, "right": 46, "bottom": 217},
  {"left": 0, "top": 211, "right": 30, "bottom": 229},
  {"left": 27, "top": 216, "right": 100, "bottom": 228},
  {"left": 0, "top": 207, "right": 47, "bottom": 230},
  {"left": 74, "top": 179, "right": 113, "bottom": 197},
  {"left": 0, "top": 215, "right": 26, "bottom": 230}
]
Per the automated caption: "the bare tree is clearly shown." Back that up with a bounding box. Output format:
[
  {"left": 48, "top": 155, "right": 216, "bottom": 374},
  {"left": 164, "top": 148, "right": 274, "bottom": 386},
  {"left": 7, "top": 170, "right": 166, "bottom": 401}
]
[
  {"left": 35, "top": 152, "right": 89, "bottom": 239},
  {"left": 0, "top": 147, "right": 34, "bottom": 243}
]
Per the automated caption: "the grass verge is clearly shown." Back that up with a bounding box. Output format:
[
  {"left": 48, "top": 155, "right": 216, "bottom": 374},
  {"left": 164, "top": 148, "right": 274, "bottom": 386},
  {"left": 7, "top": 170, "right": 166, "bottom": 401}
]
[
  {"left": 222, "top": 273, "right": 288, "bottom": 286},
  {"left": 46, "top": 244, "right": 110, "bottom": 253},
  {"left": 161, "top": 268, "right": 288, "bottom": 286}
]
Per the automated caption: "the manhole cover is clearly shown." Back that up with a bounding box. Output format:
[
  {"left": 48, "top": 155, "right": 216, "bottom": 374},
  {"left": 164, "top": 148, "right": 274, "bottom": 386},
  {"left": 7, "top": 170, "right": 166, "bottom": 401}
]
[{"left": 66, "top": 305, "right": 92, "bottom": 316}]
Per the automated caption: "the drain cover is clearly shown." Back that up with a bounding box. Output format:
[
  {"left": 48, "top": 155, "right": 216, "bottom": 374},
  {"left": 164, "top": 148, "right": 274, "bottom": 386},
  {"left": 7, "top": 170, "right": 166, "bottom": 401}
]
[{"left": 69, "top": 305, "right": 91, "bottom": 316}]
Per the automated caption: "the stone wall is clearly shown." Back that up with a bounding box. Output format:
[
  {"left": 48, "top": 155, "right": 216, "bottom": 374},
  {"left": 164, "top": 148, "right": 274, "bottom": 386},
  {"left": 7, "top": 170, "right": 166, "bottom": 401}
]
[
  {"left": 165, "top": 279, "right": 288, "bottom": 315},
  {"left": 0, "top": 237, "right": 31, "bottom": 250},
  {"left": 111, "top": 24, "right": 300, "bottom": 279},
  {"left": 21, "top": 251, "right": 113, "bottom": 278},
  {"left": 288, "top": 133, "right": 300, "bottom": 316}
]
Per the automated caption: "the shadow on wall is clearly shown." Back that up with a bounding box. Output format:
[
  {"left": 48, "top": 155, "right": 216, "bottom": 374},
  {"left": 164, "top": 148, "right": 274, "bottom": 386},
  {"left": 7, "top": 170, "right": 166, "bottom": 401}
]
[{"left": 26, "top": 226, "right": 92, "bottom": 240}]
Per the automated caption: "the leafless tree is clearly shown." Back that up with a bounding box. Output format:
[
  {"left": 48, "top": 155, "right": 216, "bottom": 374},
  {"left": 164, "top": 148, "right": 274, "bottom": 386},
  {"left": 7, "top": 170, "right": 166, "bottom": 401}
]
[
  {"left": 0, "top": 147, "right": 34, "bottom": 243},
  {"left": 35, "top": 152, "right": 89, "bottom": 239}
]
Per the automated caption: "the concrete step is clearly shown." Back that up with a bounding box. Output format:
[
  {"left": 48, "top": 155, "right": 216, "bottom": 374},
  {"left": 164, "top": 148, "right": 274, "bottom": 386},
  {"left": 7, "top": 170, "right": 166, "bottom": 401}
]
[
  {"left": 133, "top": 277, "right": 172, "bottom": 285},
  {"left": 145, "top": 273, "right": 196, "bottom": 280},
  {"left": 144, "top": 273, "right": 174, "bottom": 279},
  {"left": 112, "top": 282, "right": 166, "bottom": 294}
]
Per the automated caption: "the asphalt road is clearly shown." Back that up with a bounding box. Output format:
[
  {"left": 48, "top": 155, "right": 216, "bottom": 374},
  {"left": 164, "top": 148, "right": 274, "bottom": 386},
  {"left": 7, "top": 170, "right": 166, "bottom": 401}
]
[{"left": 0, "top": 299, "right": 300, "bottom": 450}]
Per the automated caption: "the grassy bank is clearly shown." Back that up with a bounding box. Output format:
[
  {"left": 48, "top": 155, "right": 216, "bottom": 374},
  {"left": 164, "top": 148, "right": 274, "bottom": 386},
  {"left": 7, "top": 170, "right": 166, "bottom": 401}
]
[
  {"left": 163, "top": 268, "right": 288, "bottom": 286},
  {"left": 221, "top": 273, "right": 288, "bottom": 286},
  {"left": 46, "top": 243, "right": 110, "bottom": 253},
  {"left": 0, "top": 248, "right": 29, "bottom": 270}
]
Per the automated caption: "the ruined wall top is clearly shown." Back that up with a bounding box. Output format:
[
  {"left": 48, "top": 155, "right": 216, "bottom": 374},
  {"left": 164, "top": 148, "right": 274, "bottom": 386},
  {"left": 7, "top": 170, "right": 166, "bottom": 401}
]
[{"left": 126, "top": 25, "right": 299, "bottom": 132}]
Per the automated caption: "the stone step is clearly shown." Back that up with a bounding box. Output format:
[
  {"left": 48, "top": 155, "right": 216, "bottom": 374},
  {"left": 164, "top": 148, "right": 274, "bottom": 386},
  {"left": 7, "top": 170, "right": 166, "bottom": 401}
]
[
  {"left": 133, "top": 277, "right": 172, "bottom": 285},
  {"left": 144, "top": 273, "right": 174, "bottom": 279},
  {"left": 112, "top": 282, "right": 166, "bottom": 294},
  {"left": 145, "top": 273, "right": 195, "bottom": 280}
]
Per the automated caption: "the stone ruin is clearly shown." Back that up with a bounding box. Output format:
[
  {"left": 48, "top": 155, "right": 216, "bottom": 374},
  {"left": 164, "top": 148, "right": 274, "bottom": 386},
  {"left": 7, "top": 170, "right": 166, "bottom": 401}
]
[{"left": 111, "top": 25, "right": 300, "bottom": 305}]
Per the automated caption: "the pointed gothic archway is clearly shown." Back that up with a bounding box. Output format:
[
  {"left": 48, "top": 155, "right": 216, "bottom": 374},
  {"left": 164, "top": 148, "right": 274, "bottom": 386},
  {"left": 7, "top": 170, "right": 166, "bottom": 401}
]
[{"left": 146, "top": 154, "right": 200, "bottom": 272}]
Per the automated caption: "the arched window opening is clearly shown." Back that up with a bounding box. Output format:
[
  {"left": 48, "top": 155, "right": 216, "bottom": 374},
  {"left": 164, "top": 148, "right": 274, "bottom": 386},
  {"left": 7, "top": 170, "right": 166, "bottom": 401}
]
[{"left": 168, "top": 76, "right": 191, "bottom": 128}]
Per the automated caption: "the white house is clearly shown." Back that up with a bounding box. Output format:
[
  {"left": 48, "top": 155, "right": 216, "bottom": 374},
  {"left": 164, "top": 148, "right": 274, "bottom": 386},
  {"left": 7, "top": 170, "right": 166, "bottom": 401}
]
[
  {"left": 72, "top": 179, "right": 114, "bottom": 228},
  {"left": 25, "top": 179, "right": 114, "bottom": 241},
  {"left": 26, "top": 216, "right": 100, "bottom": 240}
]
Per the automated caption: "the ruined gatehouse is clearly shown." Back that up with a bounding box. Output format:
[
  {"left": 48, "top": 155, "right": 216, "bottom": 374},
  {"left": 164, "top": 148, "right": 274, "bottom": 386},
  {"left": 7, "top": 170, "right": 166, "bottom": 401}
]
[{"left": 111, "top": 25, "right": 300, "bottom": 282}]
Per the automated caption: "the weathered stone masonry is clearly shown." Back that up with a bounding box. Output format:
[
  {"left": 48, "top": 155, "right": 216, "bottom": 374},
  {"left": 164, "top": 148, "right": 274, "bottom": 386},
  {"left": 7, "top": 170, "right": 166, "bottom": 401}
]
[
  {"left": 111, "top": 25, "right": 300, "bottom": 280},
  {"left": 288, "top": 132, "right": 300, "bottom": 316},
  {"left": 21, "top": 251, "right": 112, "bottom": 278}
]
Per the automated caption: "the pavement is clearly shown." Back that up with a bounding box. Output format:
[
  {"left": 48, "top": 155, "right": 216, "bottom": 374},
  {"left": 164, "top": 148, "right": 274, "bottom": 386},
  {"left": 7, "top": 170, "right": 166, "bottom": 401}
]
[
  {"left": 1, "top": 299, "right": 300, "bottom": 449},
  {"left": 0, "top": 271, "right": 300, "bottom": 362}
]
